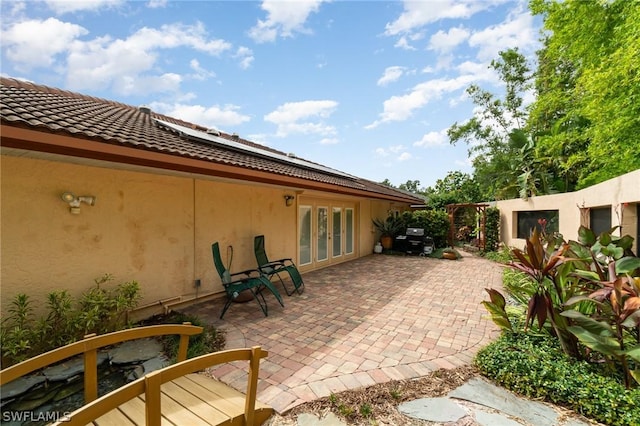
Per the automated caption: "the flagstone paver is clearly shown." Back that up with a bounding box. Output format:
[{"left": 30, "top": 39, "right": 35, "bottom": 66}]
[{"left": 184, "top": 252, "right": 503, "bottom": 414}]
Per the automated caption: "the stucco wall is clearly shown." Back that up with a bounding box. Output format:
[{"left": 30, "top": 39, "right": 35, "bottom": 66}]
[
  {"left": 495, "top": 169, "right": 640, "bottom": 251},
  {"left": 1, "top": 156, "right": 306, "bottom": 317},
  {"left": 1, "top": 154, "right": 410, "bottom": 318}
]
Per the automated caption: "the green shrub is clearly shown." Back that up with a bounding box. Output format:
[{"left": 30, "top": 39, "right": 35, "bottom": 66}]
[
  {"left": 484, "top": 207, "right": 500, "bottom": 252},
  {"left": 482, "top": 246, "right": 512, "bottom": 263},
  {"left": 154, "top": 312, "right": 226, "bottom": 360},
  {"left": 476, "top": 331, "right": 640, "bottom": 426},
  {"left": 0, "top": 275, "right": 141, "bottom": 366},
  {"left": 400, "top": 209, "right": 449, "bottom": 248}
]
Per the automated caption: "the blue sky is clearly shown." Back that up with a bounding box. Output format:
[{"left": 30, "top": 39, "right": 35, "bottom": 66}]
[{"left": 1, "top": 0, "right": 541, "bottom": 188}]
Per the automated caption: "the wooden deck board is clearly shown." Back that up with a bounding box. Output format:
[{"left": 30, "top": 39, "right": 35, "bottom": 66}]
[
  {"left": 174, "top": 374, "right": 246, "bottom": 415},
  {"left": 139, "top": 390, "right": 212, "bottom": 426},
  {"left": 160, "top": 380, "right": 231, "bottom": 425},
  {"left": 92, "top": 405, "right": 136, "bottom": 426}
]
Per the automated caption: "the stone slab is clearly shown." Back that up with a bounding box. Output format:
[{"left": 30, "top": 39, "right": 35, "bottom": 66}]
[
  {"left": 0, "top": 375, "right": 47, "bottom": 399},
  {"left": 449, "top": 378, "right": 558, "bottom": 426},
  {"left": 109, "top": 338, "right": 163, "bottom": 364},
  {"left": 296, "top": 412, "right": 346, "bottom": 426},
  {"left": 42, "top": 353, "right": 108, "bottom": 381},
  {"left": 398, "top": 397, "right": 467, "bottom": 422},
  {"left": 474, "top": 409, "right": 523, "bottom": 426}
]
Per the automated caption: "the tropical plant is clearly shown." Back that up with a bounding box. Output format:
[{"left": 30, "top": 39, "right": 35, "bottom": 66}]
[
  {"left": 372, "top": 214, "right": 404, "bottom": 238},
  {"left": 561, "top": 226, "right": 640, "bottom": 388},
  {"left": 482, "top": 225, "right": 640, "bottom": 388}
]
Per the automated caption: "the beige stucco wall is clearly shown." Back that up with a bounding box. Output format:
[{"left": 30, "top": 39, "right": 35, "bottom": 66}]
[
  {"left": 1, "top": 154, "right": 412, "bottom": 318},
  {"left": 495, "top": 169, "right": 640, "bottom": 251}
]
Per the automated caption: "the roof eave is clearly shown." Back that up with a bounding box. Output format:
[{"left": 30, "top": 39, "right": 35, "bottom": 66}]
[{"left": 1, "top": 124, "right": 421, "bottom": 204}]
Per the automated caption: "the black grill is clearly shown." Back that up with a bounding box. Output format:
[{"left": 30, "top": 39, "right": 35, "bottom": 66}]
[{"left": 394, "top": 228, "right": 434, "bottom": 255}]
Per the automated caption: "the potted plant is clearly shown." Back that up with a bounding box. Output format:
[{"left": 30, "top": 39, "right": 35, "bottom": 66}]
[
  {"left": 442, "top": 247, "right": 460, "bottom": 260},
  {"left": 372, "top": 215, "right": 404, "bottom": 250}
]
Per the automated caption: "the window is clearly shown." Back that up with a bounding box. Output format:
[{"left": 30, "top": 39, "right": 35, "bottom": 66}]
[
  {"left": 345, "top": 208, "right": 354, "bottom": 254},
  {"left": 332, "top": 207, "right": 342, "bottom": 257},
  {"left": 590, "top": 207, "right": 611, "bottom": 236},
  {"left": 516, "top": 210, "right": 559, "bottom": 239},
  {"left": 299, "top": 206, "right": 312, "bottom": 265},
  {"left": 317, "top": 207, "right": 328, "bottom": 262}
]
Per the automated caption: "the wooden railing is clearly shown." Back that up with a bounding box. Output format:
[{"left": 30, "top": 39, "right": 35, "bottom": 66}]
[
  {"left": 51, "top": 346, "right": 270, "bottom": 426},
  {"left": 0, "top": 323, "right": 203, "bottom": 404}
]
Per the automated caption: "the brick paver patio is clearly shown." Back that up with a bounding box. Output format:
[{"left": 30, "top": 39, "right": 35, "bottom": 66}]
[{"left": 183, "top": 252, "right": 503, "bottom": 414}]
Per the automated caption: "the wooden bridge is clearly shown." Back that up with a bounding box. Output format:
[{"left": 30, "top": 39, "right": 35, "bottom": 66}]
[{"left": 0, "top": 324, "right": 273, "bottom": 425}]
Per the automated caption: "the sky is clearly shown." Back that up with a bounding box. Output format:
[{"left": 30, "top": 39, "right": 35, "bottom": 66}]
[{"left": 0, "top": 0, "right": 542, "bottom": 189}]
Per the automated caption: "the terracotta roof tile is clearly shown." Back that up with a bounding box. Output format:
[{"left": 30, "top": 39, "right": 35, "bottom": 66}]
[{"left": 1, "top": 77, "right": 422, "bottom": 202}]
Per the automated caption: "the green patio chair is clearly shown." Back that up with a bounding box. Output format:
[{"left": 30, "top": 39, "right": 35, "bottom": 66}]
[
  {"left": 212, "top": 242, "right": 284, "bottom": 319},
  {"left": 253, "top": 235, "right": 305, "bottom": 296}
]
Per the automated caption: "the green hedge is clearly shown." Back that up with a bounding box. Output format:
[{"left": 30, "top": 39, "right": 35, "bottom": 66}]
[
  {"left": 484, "top": 207, "right": 500, "bottom": 252},
  {"left": 475, "top": 331, "right": 640, "bottom": 426},
  {"left": 400, "top": 209, "right": 449, "bottom": 248}
]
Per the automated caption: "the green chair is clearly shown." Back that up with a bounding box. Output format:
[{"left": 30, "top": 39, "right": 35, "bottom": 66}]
[
  {"left": 253, "top": 235, "right": 305, "bottom": 296},
  {"left": 212, "top": 242, "right": 284, "bottom": 319}
]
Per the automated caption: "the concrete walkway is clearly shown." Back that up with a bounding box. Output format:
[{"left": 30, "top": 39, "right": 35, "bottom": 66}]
[{"left": 183, "top": 252, "right": 503, "bottom": 414}]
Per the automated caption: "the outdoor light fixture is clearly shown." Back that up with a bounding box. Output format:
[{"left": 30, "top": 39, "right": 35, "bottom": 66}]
[
  {"left": 61, "top": 192, "right": 96, "bottom": 214},
  {"left": 284, "top": 195, "right": 295, "bottom": 207}
]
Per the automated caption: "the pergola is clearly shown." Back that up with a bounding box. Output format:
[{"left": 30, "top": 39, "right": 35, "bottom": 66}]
[{"left": 446, "top": 203, "right": 489, "bottom": 250}]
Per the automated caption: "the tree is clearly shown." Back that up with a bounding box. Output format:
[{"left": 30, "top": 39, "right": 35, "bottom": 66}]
[
  {"left": 529, "top": 0, "right": 640, "bottom": 189},
  {"left": 398, "top": 179, "right": 423, "bottom": 194},
  {"left": 448, "top": 48, "right": 547, "bottom": 200},
  {"left": 425, "top": 171, "right": 480, "bottom": 210}
]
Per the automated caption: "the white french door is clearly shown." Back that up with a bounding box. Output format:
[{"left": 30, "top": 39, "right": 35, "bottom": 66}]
[{"left": 298, "top": 199, "right": 357, "bottom": 270}]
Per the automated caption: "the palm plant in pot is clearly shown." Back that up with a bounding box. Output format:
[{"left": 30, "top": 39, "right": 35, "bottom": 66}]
[{"left": 373, "top": 215, "right": 404, "bottom": 250}]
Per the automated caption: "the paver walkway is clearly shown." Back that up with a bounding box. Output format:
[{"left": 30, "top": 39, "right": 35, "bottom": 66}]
[{"left": 183, "top": 252, "right": 503, "bottom": 414}]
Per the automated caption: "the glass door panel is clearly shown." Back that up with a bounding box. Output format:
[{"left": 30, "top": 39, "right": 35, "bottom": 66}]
[
  {"left": 332, "top": 207, "right": 342, "bottom": 257},
  {"left": 345, "top": 208, "right": 354, "bottom": 254},
  {"left": 317, "top": 207, "right": 328, "bottom": 262},
  {"left": 299, "top": 206, "right": 312, "bottom": 265}
]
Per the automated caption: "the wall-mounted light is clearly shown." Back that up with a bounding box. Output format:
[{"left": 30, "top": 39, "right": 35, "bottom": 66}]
[
  {"left": 61, "top": 192, "right": 96, "bottom": 214},
  {"left": 284, "top": 195, "right": 295, "bottom": 207}
]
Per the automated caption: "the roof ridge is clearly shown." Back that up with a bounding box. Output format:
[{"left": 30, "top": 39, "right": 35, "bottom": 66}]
[{"left": 0, "top": 77, "right": 132, "bottom": 110}]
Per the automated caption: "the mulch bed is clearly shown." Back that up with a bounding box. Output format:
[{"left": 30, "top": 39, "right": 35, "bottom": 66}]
[{"left": 278, "top": 365, "right": 479, "bottom": 425}]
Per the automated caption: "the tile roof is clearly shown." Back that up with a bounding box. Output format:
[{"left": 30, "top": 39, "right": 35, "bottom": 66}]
[{"left": 1, "top": 77, "right": 423, "bottom": 202}]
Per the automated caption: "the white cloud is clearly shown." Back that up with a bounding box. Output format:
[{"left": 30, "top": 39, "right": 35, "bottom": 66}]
[
  {"left": 375, "top": 145, "right": 412, "bottom": 162},
  {"left": 366, "top": 74, "right": 481, "bottom": 128},
  {"left": 234, "top": 46, "right": 254, "bottom": 70},
  {"left": 147, "top": 0, "right": 167, "bottom": 8},
  {"left": 45, "top": 0, "right": 124, "bottom": 14},
  {"left": 385, "top": 0, "right": 495, "bottom": 36},
  {"left": 64, "top": 22, "right": 231, "bottom": 94},
  {"left": 377, "top": 66, "right": 406, "bottom": 87},
  {"left": 397, "top": 152, "right": 412, "bottom": 161},
  {"left": 264, "top": 100, "right": 338, "bottom": 137},
  {"left": 2, "top": 18, "right": 88, "bottom": 70},
  {"left": 428, "top": 26, "right": 469, "bottom": 53},
  {"left": 413, "top": 129, "right": 448, "bottom": 147},
  {"left": 248, "top": 0, "right": 327, "bottom": 43},
  {"left": 456, "top": 60, "right": 499, "bottom": 84},
  {"left": 189, "top": 59, "right": 215, "bottom": 80},
  {"left": 114, "top": 73, "right": 182, "bottom": 96},
  {"left": 468, "top": 11, "right": 537, "bottom": 61},
  {"left": 319, "top": 137, "right": 339, "bottom": 145},
  {"left": 394, "top": 36, "right": 416, "bottom": 51},
  {"left": 150, "top": 102, "right": 251, "bottom": 128}
]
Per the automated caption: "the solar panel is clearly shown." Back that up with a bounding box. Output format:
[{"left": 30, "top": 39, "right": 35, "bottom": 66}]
[{"left": 154, "top": 118, "right": 355, "bottom": 179}]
